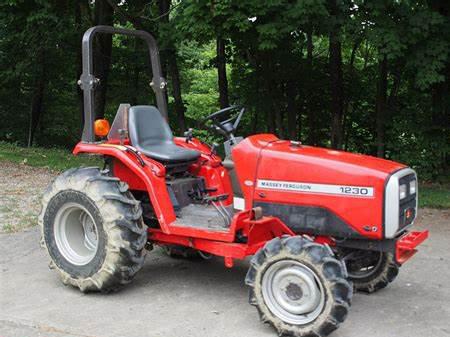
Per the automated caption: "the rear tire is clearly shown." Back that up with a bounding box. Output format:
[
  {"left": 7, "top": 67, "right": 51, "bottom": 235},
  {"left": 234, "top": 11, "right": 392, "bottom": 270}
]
[
  {"left": 39, "top": 167, "right": 147, "bottom": 292},
  {"left": 246, "top": 236, "right": 352, "bottom": 337},
  {"left": 343, "top": 250, "right": 399, "bottom": 293}
]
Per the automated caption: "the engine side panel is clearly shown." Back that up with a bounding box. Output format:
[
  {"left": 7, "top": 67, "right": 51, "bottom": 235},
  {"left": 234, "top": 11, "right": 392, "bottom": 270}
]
[{"left": 253, "top": 202, "right": 364, "bottom": 238}]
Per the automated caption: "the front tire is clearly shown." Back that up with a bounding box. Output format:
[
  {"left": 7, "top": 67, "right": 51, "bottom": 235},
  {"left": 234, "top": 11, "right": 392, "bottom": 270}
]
[
  {"left": 39, "top": 167, "right": 147, "bottom": 292},
  {"left": 246, "top": 236, "right": 352, "bottom": 337}
]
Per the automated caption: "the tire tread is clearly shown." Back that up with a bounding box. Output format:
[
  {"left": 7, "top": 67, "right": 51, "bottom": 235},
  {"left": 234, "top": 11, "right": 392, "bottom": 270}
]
[
  {"left": 39, "top": 167, "right": 147, "bottom": 293},
  {"left": 246, "top": 236, "right": 352, "bottom": 337}
]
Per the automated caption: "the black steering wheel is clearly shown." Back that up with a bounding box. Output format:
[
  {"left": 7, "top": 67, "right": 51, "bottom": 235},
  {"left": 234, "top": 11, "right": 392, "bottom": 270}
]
[{"left": 202, "top": 105, "right": 245, "bottom": 137}]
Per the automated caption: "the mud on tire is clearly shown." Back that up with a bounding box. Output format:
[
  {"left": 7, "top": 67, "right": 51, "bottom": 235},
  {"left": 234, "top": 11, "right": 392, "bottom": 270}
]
[
  {"left": 39, "top": 167, "right": 147, "bottom": 292},
  {"left": 246, "top": 236, "right": 352, "bottom": 337}
]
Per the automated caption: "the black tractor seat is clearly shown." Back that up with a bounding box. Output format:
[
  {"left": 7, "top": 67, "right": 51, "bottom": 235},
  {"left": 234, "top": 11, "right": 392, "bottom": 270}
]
[{"left": 128, "top": 105, "right": 200, "bottom": 165}]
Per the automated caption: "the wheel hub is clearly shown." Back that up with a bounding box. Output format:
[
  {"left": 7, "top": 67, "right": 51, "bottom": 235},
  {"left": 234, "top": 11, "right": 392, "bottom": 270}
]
[
  {"left": 262, "top": 260, "right": 325, "bottom": 325},
  {"left": 54, "top": 202, "right": 99, "bottom": 266},
  {"left": 81, "top": 212, "right": 97, "bottom": 251},
  {"left": 285, "top": 283, "right": 303, "bottom": 301}
]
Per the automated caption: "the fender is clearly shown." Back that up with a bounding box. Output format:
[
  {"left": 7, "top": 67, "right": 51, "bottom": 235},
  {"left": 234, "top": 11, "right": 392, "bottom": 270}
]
[{"left": 73, "top": 142, "right": 177, "bottom": 232}]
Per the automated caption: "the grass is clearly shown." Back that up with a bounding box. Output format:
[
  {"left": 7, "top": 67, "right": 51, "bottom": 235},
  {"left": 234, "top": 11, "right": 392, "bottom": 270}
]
[
  {"left": 0, "top": 141, "right": 102, "bottom": 171},
  {"left": 419, "top": 184, "right": 450, "bottom": 209},
  {"left": 0, "top": 141, "right": 448, "bottom": 209},
  {"left": 1, "top": 212, "right": 37, "bottom": 233}
]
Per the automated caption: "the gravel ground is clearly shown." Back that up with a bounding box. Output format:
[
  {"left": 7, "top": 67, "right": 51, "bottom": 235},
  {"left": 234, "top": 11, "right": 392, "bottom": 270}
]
[
  {"left": 0, "top": 162, "right": 449, "bottom": 337},
  {"left": 0, "top": 162, "right": 55, "bottom": 232},
  {"left": 0, "top": 209, "right": 449, "bottom": 337}
]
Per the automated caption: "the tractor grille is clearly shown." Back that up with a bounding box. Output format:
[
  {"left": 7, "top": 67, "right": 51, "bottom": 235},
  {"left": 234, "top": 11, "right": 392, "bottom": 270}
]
[{"left": 398, "top": 173, "right": 417, "bottom": 232}]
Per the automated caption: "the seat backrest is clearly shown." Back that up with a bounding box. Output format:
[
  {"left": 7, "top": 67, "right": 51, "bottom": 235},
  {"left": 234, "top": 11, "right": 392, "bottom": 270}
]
[{"left": 128, "top": 105, "right": 172, "bottom": 146}]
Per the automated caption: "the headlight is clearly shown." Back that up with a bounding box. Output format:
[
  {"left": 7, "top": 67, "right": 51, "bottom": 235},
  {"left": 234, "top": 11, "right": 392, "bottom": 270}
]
[
  {"left": 410, "top": 180, "right": 417, "bottom": 194},
  {"left": 399, "top": 184, "right": 407, "bottom": 199}
]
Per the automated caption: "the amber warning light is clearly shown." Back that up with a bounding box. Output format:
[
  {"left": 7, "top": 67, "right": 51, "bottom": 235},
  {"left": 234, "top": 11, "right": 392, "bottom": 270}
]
[
  {"left": 405, "top": 208, "right": 414, "bottom": 221},
  {"left": 94, "top": 119, "right": 110, "bottom": 137}
]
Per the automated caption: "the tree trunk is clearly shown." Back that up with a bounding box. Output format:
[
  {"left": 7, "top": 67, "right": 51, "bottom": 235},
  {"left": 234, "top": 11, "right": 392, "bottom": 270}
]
[
  {"left": 328, "top": 4, "right": 344, "bottom": 149},
  {"left": 342, "top": 40, "right": 360, "bottom": 150},
  {"left": 375, "top": 56, "right": 388, "bottom": 158},
  {"left": 27, "top": 53, "right": 46, "bottom": 147},
  {"left": 93, "top": 0, "right": 114, "bottom": 119},
  {"left": 307, "top": 28, "right": 313, "bottom": 64},
  {"left": 429, "top": 1, "right": 450, "bottom": 175},
  {"left": 274, "top": 96, "right": 284, "bottom": 139},
  {"left": 306, "top": 28, "right": 318, "bottom": 145},
  {"left": 131, "top": 40, "right": 140, "bottom": 106},
  {"left": 286, "top": 81, "right": 298, "bottom": 139},
  {"left": 75, "top": 0, "right": 87, "bottom": 135},
  {"left": 167, "top": 51, "right": 186, "bottom": 131},
  {"left": 363, "top": 40, "right": 370, "bottom": 71},
  {"left": 431, "top": 67, "right": 450, "bottom": 127},
  {"left": 387, "top": 65, "right": 401, "bottom": 110},
  {"left": 252, "top": 58, "right": 261, "bottom": 134},
  {"left": 259, "top": 54, "right": 275, "bottom": 133},
  {"left": 216, "top": 37, "right": 229, "bottom": 109},
  {"left": 429, "top": 0, "right": 449, "bottom": 127},
  {"left": 251, "top": 109, "right": 258, "bottom": 134},
  {"left": 159, "top": 0, "right": 186, "bottom": 131}
]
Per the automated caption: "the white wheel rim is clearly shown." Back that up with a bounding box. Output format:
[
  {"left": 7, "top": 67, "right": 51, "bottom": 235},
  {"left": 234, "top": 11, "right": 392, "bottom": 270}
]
[
  {"left": 54, "top": 202, "right": 99, "bottom": 266},
  {"left": 262, "top": 260, "right": 325, "bottom": 325}
]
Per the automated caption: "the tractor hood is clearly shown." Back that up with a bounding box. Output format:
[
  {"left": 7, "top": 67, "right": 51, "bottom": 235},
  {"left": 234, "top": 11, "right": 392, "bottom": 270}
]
[
  {"left": 233, "top": 134, "right": 405, "bottom": 183},
  {"left": 260, "top": 137, "right": 404, "bottom": 178},
  {"left": 231, "top": 134, "right": 409, "bottom": 240}
]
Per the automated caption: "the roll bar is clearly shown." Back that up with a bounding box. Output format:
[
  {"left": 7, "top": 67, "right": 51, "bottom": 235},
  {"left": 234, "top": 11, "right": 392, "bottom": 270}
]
[{"left": 79, "top": 25, "right": 168, "bottom": 143}]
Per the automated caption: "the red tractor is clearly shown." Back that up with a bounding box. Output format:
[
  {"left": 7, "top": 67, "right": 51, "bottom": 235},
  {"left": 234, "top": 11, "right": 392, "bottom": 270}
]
[{"left": 39, "top": 26, "right": 428, "bottom": 337}]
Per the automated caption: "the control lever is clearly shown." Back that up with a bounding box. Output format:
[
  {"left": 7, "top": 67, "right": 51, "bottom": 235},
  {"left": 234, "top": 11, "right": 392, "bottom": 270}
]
[
  {"left": 210, "top": 142, "right": 219, "bottom": 155},
  {"left": 187, "top": 187, "right": 204, "bottom": 202},
  {"left": 203, "top": 194, "right": 229, "bottom": 202},
  {"left": 204, "top": 194, "right": 232, "bottom": 227},
  {"left": 118, "top": 128, "right": 128, "bottom": 145},
  {"left": 184, "top": 128, "right": 193, "bottom": 142}
]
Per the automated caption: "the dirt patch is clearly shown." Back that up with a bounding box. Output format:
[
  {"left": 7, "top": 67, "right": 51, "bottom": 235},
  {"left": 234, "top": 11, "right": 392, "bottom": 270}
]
[
  {"left": 418, "top": 207, "right": 450, "bottom": 225},
  {"left": 0, "top": 162, "right": 57, "bottom": 232}
]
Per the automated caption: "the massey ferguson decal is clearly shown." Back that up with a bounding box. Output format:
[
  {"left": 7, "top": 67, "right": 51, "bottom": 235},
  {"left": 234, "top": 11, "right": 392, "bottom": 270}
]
[{"left": 257, "top": 179, "right": 374, "bottom": 197}]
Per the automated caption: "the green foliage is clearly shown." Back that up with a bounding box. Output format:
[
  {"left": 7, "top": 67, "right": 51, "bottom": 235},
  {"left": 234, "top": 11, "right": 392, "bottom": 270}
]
[
  {"left": 419, "top": 184, "right": 450, "bottom": 209},
  {"left": 0, "top": 141, "right": 102, "bottom": 171},
  {"left": 0, "top": 0, "right": 449, "bottom": 181},
  {"left": 177, "top": 41, "right": 222, "bottom": 144}
]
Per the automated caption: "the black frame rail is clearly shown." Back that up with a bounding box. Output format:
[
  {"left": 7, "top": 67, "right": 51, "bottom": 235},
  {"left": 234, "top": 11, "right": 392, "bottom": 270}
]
[{"left": 78, "top": 25, "right": 168, "bottom": 143}]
